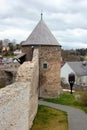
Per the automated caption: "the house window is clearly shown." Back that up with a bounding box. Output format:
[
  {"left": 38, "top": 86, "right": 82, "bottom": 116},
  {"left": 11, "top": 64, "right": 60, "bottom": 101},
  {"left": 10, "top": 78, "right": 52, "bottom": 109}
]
[{"left": 43, "top": 63, "right": 48, "bottom": 69}]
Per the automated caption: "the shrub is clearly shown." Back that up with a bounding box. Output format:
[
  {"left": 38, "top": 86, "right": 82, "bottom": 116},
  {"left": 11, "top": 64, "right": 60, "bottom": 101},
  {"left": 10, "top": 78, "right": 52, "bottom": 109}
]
[{"left": 80, "top": 91, "right": 87, "bottom": 106}]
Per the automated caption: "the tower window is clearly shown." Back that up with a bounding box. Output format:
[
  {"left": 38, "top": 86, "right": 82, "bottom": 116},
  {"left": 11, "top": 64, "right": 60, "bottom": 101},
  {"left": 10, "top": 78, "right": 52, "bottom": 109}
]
[{"left": 43, "top": 63, "right": 48, "bottom": 69}]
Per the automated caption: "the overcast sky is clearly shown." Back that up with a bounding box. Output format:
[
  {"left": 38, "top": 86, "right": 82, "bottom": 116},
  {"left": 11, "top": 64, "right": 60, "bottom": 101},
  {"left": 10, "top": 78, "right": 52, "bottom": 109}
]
[{"left": 0, "top": 0, "right": 87, "bottom": 49}]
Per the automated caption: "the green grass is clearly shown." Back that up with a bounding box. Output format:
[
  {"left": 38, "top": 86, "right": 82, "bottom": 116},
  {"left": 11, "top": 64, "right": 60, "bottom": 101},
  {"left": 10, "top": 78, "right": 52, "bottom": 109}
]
[
  {"left": 44, "top": 92, "right": 87, "bottom": 113},
  {"left": 0, "top": 85, "right": 4, "bottom": 89},
  {"left": 30, "top": 105, "right": 68, "bottom": 130},
  {"left": 5, "top": 55, "right": 14, "bottom": 58}
]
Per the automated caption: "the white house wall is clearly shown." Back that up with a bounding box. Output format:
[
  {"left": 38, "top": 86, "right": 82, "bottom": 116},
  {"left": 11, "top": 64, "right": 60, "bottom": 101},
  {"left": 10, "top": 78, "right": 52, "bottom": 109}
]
[
  {"left": 76, "top": 75, "right": 87, "bottom": 86},
  {"left": 61, "top": 63, "right": 75, "bottom": 83},
  {"left": 61, "top": 63, "right": 87, "bottom": 86},
  {"left": 82, "top": 76, "right": 87, "bottom": 85}
]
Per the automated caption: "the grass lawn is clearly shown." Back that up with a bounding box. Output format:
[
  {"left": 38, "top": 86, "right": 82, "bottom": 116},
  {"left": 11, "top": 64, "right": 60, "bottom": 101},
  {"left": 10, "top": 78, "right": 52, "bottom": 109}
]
[
  {"left": 5, "top": 55, "right": 14, "bottom": 58},
  {"left": 0, "top": 85, "right": 4, "bottom": 89},
  {"left": 44, "top": 92, "right": 87, "bottom": 113},
  {"left": 30, "top": 105, "right": 68, "bottom": 130}
]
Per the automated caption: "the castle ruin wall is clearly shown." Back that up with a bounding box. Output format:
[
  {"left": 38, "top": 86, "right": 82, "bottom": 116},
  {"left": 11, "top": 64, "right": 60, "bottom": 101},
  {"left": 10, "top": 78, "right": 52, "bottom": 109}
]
[{"left": 0, "top": 49, "right": 39, "bottom": 130}]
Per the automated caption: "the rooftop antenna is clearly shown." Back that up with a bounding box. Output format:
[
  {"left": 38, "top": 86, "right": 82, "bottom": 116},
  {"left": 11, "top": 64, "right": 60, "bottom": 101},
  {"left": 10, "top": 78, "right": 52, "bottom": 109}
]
[{"left": 41, "top": 10, "right": 43, "bottom": 20}]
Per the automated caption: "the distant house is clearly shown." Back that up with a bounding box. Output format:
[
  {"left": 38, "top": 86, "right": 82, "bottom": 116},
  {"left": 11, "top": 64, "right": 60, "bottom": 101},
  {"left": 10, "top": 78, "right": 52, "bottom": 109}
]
[
  {"left": 13, "top": 50, "right": 22, "bottom": 55},
  {"left": 2, "top": 46, "right": 10, "bottom": 52},
  {"left": 61, "top": 61, "right": 87, "bottom": 86}
]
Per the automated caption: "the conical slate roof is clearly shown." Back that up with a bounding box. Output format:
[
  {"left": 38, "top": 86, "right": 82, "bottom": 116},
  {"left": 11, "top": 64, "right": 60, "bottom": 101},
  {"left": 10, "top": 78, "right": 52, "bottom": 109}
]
[{"left": 22, "top": 19, "right": 60, "bottom": 46}]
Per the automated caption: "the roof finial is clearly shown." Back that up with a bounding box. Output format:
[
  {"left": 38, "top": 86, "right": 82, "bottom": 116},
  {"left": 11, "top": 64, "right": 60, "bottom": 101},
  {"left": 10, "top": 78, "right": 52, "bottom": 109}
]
[{"left": 41, "top": 11, "right": 43, "bottom": 20}]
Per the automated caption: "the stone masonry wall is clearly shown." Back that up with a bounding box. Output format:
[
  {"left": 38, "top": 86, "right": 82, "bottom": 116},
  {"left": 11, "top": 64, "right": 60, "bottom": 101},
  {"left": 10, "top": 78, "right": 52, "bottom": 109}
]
[
  {"left": 0, "top": 63, "right": 20, "bottom": 87},
  {"left": 39, "top": 46, "right": 62, "bottom": 98},
  {"left": 61, "top": 82, "right": 87, "bottom": 91},
  {"left": 22, "top": 45, "right": 62, "bottom": 98},
  {"left": 22, "top": 45, "right": 33, "bottom": 61},
  {"left": 0, "top": 49, "right": 39, "bottom": 130},
  {"left": 0, "top": 70, "right": 12, "bottom": 86}
]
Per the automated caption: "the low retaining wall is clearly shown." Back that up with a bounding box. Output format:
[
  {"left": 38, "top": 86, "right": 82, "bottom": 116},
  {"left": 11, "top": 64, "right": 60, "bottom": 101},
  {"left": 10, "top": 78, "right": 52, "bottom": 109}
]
[
  {"left": 73, "top": 85, "right": 87, "bottom": 91},
  {"left": 61, "top": 82, "right": 87, "bottom": 91},
  {"left": 0, "top": 49, "right": 39, "bottom": 130}
]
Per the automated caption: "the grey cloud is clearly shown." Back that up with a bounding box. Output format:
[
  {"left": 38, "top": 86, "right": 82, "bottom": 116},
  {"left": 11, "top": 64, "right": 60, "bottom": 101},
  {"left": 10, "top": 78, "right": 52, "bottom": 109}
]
[
  {"left": 54, "top": 29, "right": 87, "bottom": 48},
  {"left": 46, "top": 11, "right": 87, "bottom": 31},
  {"left": 0, "top": 0, "right": 87, "bottom": 49}
]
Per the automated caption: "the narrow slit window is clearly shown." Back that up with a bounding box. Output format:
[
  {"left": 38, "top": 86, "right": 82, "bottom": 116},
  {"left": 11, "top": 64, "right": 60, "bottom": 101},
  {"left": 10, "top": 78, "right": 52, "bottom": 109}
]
[{"left": 43, "top": 63, "right": 48, "bottom": 69}]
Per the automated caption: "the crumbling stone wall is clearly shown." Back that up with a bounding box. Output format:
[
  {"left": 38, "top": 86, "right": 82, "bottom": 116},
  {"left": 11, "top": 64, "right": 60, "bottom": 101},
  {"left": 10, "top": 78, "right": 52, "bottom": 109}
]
[
  {"left": 0, "top": 63, "right": 20, "bottom": 87},
  {"left": 0, "top": 49, "right": 39, "bottom": 130},
  {"left": 0, "top": 70, "right": 12, "bottom": 86}
]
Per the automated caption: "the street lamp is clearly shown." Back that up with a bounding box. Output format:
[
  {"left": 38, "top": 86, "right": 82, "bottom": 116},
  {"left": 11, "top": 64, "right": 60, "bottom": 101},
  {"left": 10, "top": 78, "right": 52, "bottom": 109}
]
[{"left": 68, "top": 73, "right": 75, "bottom": 94}]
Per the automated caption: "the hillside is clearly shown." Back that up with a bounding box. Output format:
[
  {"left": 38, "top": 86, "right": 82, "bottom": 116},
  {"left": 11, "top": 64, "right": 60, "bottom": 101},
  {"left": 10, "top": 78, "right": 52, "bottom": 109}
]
[{"left": 61, "top": 49, "right": 84, "bottom": 62}]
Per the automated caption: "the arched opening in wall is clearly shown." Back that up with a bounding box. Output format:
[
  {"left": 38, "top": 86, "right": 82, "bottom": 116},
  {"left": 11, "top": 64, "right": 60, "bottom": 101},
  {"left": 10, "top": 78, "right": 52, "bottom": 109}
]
[{"left": 5, "top": 71, "right": 14, "bottom": 85}]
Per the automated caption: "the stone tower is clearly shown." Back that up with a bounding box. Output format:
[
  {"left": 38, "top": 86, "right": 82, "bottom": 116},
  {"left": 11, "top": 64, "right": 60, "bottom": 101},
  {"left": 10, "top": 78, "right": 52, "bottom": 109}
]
[{"left": 21, "top": 17, "right": 62, "bottom": 98}]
